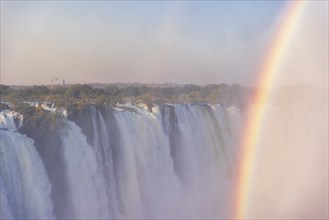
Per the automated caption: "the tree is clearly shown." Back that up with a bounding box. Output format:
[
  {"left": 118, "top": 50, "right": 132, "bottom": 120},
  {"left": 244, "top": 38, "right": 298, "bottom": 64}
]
[{"left": 0, "top": 85, "right": 10, "bottom": 96}]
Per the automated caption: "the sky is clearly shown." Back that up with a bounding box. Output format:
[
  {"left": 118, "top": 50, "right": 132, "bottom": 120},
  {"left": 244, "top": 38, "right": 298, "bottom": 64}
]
[{"left": 0, "top": 1, "right": 327, "bottom": 86}]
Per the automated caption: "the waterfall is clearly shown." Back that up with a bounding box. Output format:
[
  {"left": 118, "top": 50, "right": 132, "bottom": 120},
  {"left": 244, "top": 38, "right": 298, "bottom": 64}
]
[
  {"left": 58, "top": 120, "right": 112, "bottom": 219},
  {"left": 112, "top": 106, "right": 181, "bottom": 218},
  {"left": 0, "top": 130, "right": 54, "bottom": 219},
  {"left": 0, "top": 103, "right": 242, "bottom": 219}
]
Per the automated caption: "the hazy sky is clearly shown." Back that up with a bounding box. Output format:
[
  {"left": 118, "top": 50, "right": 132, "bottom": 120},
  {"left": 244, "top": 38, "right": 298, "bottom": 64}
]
[{"left": 0, "top": 1, "right": 327, "bottom": 86}]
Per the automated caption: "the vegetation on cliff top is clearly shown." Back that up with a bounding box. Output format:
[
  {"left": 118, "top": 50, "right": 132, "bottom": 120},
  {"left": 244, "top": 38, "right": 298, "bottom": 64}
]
[
  {"left": 0, "top": 83, "right": 250, "bottom": 109},
  {"left": 0, "top": 83, "right": 321, "bottom": 132},
  {"left": 0, "top": 83, "right": 250, "bottom": 132}
]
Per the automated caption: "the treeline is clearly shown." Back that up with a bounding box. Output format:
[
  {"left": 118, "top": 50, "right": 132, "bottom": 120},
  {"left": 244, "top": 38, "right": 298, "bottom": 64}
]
[{"left": 0, "top": 83, "right": 250, "bottom": 109}]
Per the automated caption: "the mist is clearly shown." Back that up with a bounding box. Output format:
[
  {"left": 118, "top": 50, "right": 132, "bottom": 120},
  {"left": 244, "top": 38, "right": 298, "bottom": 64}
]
[
  {"left": 1, "top": 1, "right": 281, "bottom": 86},
  {"left": 246, "top": 2, "right": 328, "bottom": 219}
]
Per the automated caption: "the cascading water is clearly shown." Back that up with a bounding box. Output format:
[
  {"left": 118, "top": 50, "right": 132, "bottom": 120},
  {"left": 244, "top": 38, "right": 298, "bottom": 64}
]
[
  {"left": 58, "top": 120, "right": 112, "bottom": 219},
  {"left": 0, "top": 103, "right": 242, "bottom": 219},
  {"left": 0, "top": 130, "right": 54, "bottom": 219}
]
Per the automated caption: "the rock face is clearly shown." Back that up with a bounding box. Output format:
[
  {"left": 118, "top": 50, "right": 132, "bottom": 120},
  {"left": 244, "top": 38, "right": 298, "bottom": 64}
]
[{"left": 0, "top": 110, "right": 23, "bottom": 131}]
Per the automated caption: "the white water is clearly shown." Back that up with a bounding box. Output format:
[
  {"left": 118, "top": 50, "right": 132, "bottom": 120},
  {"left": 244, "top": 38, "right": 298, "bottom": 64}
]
[
  {"left": 0, "top": 130, "right": 54, "bottom": 219},
  {"left": 0, "top": 110, "right": 23, "bottom": 131},
  {"left": 110, "top": 104, "right": 241, "bottom": 218},
  {"left": 59, "top": 120, "right": 112, "bottom": 219},
  {"left": 0, "top": 103, "right": 242, "bottom": 219}
]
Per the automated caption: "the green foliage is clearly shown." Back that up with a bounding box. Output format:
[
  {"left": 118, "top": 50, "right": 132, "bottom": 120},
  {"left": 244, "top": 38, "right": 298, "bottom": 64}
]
[
  {"left": 0, "top": 84, "right": 10, "bottom": 96},
  {"left": 14, "top": 103, "right": 65, "bottom": 133},
  {"left": 0, "top": 83, "right": 253, "bottom": 138},
  {"left": 0, "top": 83, "right": 251, "bottom": 109}
]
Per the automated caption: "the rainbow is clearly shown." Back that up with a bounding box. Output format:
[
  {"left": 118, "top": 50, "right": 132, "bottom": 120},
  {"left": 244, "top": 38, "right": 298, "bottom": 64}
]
[{"left": 232, "top": 1, "right": 307, "bottom": 219}]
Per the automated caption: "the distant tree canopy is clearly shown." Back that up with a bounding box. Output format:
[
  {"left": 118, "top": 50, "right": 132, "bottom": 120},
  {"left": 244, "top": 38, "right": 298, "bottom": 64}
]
[
  {"left": 0, "top": 85, "right": 10, "bottom": 95},
  {"left": 64, "top": 84, "right": 94, "bottom": 99},
  {"left": 0, "top": 83, "right": 251, "bottom": 109}
]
